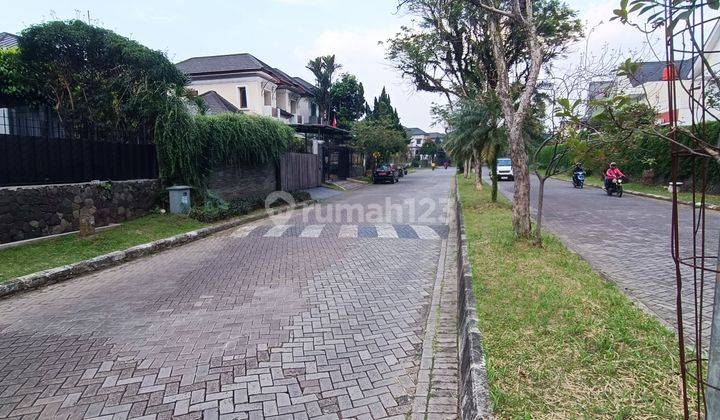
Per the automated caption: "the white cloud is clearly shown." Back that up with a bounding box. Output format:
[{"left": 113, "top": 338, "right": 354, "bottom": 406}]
[{"left": 296, "top": 26, "right": 446, "bottom": 132}]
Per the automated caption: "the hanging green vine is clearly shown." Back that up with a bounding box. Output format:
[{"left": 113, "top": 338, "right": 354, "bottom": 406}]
[{"left": 155, "top": 96, "right": 294, "bottom": 190}]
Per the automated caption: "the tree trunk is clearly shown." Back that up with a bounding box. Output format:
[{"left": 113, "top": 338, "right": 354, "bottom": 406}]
[
  {"left": 508, "top": 124, "right": 532, "bottom": 238},
  {"left": 464, "top": 158, "right": 471, "bottom": 179},
  {"left": 491, "top": 144, "right": 500, "bottom": 202},
  {"left": 474, "top": 149, "right": 483, "bottom": 190},
  {"left": 534, "top": 176, "right": 545, "bottom": 246}
]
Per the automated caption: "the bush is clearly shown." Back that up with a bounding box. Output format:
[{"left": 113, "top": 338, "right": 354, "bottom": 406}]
[
  {"left": 570, "top": 121, "right": 720, "bottom": 189},
  {"left": 188, "top": 191, "right": 313, "bottom": 223}
]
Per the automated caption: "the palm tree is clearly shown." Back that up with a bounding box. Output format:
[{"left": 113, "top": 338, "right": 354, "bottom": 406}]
[
  {"left": 444, "top": 96, "right": 505, "bottom": 201},
  {"left": 306, "top": 55, "right": 341, "bottom": 124}
]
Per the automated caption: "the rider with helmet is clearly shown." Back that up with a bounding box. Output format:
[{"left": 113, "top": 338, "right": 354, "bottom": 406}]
[{"left": 604, "top": 162, "right": 626, "bottom": 190}]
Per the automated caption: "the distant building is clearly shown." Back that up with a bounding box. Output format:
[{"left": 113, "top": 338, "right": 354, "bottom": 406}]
[{"left": 0, "top": 32, "right": 18, "bottom": 49}]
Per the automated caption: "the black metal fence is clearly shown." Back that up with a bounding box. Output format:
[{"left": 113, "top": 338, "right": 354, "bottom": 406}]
[{"left": 0, "top": 134, "right": 158, "bottom": 187}]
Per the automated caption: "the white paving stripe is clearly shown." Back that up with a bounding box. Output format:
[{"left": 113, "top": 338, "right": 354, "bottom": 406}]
[
  {"left": 376, "top": 224, "right": 399, "bottom": 238},
  {"left": 232, "top": 225, "right": 259, "bottom": 238},
  {"left": 339, "top": 225, "right": 358, "bottom": 238},
  {"left": 410, "top": 225, "right": 440, "bottom": 240},
  {"left": 264, "top": 224, "right": 291, "bottom": 237},
  {"left": 299, "top": 224, "right": 325, "bottom": 238}
]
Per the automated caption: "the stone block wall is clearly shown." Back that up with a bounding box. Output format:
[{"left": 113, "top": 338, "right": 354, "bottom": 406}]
[
  {"left": 0, "top": 179, "right": 160, "bottom": 244},
  {"left": 207, "top": 163, "right": 277, "bottom": 201}
]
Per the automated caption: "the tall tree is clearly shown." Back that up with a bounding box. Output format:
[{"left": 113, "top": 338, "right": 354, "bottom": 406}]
[
  {"left": 387, "top": 0, "right": 581, "bottom": 237},
  {"left": 8, "top": 20, "right": 187, "bottom": 141},
  {"left": 306, "top": 55, "right": 341, "bottom": 124},
  {"left": 329, "top": 73, "right": 367, "bottom": 129},
  {"left": 368, "top": 87, "right": 404, "bottom": 133}
]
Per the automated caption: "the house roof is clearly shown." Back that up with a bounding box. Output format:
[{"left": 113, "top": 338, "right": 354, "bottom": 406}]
[
  {"left": 292, "top": 77, "right": 317, "bottom": 96},
  {"left": 0, "top": 32, "right": 19, "bottom": 49},
  {"left": 628, "top": 60, "right": 693, "bottom": 86},
  {"left": 199, "top": 91, "right": 241, "bottom": 115},
  {"left": 176, "top": 52, "right": 315, "bottom": 97},
  {"left": 176, "top": 53, "right": 266, "bottom": 75},
  {"left": 405, "top": 127, "right": 427, "bottom": 137}
]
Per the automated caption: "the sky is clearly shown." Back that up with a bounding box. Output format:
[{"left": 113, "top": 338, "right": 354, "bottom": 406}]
[{"left": 1, "top": 0, "right": 659, "bottom": 132}]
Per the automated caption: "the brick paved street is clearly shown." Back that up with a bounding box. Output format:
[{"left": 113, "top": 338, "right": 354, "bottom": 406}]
[
  {"left": 490, "top": 175, "right": 720, "bottom": 342},
  {"left": 0, "top": 169, "right": 458, "bottom": 419}
]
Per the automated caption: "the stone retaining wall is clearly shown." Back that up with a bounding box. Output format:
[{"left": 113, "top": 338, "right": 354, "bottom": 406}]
[
  {"left": 0, "top": 179, "right": 160, "bottom": 244},
  {"left": 455, "top": 181, "right": 493, "bottom": 419}
]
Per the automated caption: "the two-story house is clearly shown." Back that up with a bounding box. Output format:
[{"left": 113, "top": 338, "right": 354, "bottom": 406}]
[
  {"left": 405, "top": 127, "right": 430, "bottom": 157},
  {"left": 176, "top": 53, "right": 319, "bottom": 124}
]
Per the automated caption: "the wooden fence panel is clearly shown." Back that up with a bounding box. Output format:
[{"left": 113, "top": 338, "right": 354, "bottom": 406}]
[
  {"left": 0, "top": 134, "right": 158, "bottom": 187},
  {"left": 279, "top": 152, "right": 321, "bottom": 192}
]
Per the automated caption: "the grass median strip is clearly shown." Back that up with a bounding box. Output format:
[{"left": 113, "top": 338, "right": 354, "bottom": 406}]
[
  {"left": 0, "top": 214, "right": 207, "bottom": 283},
  {"left": 555, "top": 173, "right": 720, "bottom": 206},
  {"left": 458, "top": 175, "right": 688, "bottom": 418}
]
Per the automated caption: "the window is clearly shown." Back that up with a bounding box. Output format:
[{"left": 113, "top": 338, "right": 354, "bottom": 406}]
[
  {"left": 311, "top": 103, "right": 317, "bottom": 116},
  {"left": 238, "top": 87, "right": 248, "bottom": 109},
  {"left": 290, "top": 100, "right": 298, "bottom": 114},
  {"left": 263, "top": 90, "right": 272, "bottom": 106}
]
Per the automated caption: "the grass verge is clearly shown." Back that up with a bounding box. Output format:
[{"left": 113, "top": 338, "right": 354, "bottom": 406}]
[
  {"left": 458, "top": 175, "right": 690, "bottom": 418},
  {"left": 555, "top": 173, "right": 720, "bottom": 206},
  {"left": 0, "top": 213, "right": 207, "bottom": 282}
]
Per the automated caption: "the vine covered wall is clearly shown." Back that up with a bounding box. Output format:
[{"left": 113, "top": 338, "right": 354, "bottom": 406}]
[{"left": 155, "top": 105, "right": 294, "bottom": 190}]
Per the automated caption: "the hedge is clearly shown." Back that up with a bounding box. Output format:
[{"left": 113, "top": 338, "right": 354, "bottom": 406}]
[
  {"left": 155, "top": 102, "right": 294, "bottom": 189},
  {"left": 567, "top": 121, "right": 720, "bottom": 189}
]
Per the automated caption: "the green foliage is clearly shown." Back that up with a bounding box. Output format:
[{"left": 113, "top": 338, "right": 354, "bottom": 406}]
[
  {"left": 418, "top": 140, "right": 438, "bottom": 157},
  {"left": 366, "top": 87, "right": 404, "bottom": 134},
  {"left": 351, "top": 119, "right": 408, "bottom": 163},
  {"left": 12, "top": 20, "right": 187, "bottom": 140},
  {"left": 0, "top": 47, "right": 42, "bottom": 106},
  {"left": 387, "top": 0, "right": 583, "bottom": 100},
  {"left": 155, "top": 100, "right": 294, "bottom": 189},
  {"left": 188, "top": 191, "right": 312, "bottom": 223},
  {"left": 569, "top": 121, "right": 720, "bottom": 188},
  {"left": 329, "top": 73, "right": 367, "bottom": 129}
]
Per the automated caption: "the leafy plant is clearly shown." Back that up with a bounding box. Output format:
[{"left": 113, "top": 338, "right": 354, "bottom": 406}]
[
  {"left": 155, "top": 100, "right": 294, "bottom": 189},
  {"left": 12, "top": 20, "right": 186, "bottom": 141}
]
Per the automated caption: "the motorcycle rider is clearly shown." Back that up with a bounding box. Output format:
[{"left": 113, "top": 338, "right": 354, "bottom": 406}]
[
  {"left": 604, "top": 162, "right": 626, "bottom": 190},
  {"left": 572, "top": 162, "right": 584, "bottom": 177}
]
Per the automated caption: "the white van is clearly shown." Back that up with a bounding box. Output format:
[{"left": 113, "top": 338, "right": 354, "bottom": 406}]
[{"left": 496, "top": 158, "right": 514, "bottom": 181}]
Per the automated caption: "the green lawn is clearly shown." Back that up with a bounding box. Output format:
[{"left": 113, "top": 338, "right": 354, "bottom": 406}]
[
  {"left": 555, "top": 173, "right": 720, "bottom": 206},
  {"left": 0, "top": 214, "right": 207, "bottom": 282},
  {"left": 458, "top": 175, "right": 692, "bottom": 418}
]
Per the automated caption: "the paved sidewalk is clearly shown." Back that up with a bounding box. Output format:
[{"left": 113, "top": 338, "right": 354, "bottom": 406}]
[
  {"left": 411, "top": 203, "right": 459, "bottom": 419},
  {"left": 0, "top": 170, "right": 458, "bottom": 419}
]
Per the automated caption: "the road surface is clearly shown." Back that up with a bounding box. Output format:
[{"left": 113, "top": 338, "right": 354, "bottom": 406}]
[{"left": 0, "top": 169, "right": 458, "bottom": 420}]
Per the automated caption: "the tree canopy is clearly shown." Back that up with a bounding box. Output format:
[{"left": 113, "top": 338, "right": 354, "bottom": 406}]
[
  {"left": 329, "top": 73, "right": 367, "bottom": 130},
  {"left": 7, "top": 20, "right": 187, "bottom": 141},
  {"left": 366, "top": 87, "right": 404, "bottom": 134},
  {"left": 306, "top": 55, "right": 341, "bottom": 124},
  {"left": 351, "top": 118, "right": 408, "bottom": 163}
]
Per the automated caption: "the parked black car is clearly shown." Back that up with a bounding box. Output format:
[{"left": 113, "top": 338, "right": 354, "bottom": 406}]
[{"left": 373, "top": 164, "right": 399, "bottom": 184}]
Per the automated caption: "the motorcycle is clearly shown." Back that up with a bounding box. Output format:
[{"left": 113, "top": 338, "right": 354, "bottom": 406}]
[
  {"left": 572, "top": 170, "right": 585, "bottom": 188},
  {"left": 606, "top": 177, "right": 624, "bottom": 197}
]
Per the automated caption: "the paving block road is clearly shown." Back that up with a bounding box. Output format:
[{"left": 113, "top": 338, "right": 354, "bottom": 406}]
[
  {"left": 489, "top": 174, "right": 720, "bottom": 344},
  {"left": 0, "top": 169, "right": 459, "bottom": 420}
]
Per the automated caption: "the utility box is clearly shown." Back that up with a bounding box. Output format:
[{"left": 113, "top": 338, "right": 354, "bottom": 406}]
[{"left": 167, "top": 186, "right": 192, "bottom": 214}]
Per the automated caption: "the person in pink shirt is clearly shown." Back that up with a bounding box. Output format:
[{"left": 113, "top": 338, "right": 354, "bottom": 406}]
[{"left": 604, "top": 162, "right": 625, "bottom": 190}]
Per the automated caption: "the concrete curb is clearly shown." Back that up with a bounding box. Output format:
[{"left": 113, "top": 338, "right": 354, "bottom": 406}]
[
  {"left": 454, "top": 179, "right": 493, "bottom": 419},
  {"left": 554, "top": 177, "right": 720, "bottom": 211},
  {"left": 0, "top": 200, "right": 316, "bottom": 300}
]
